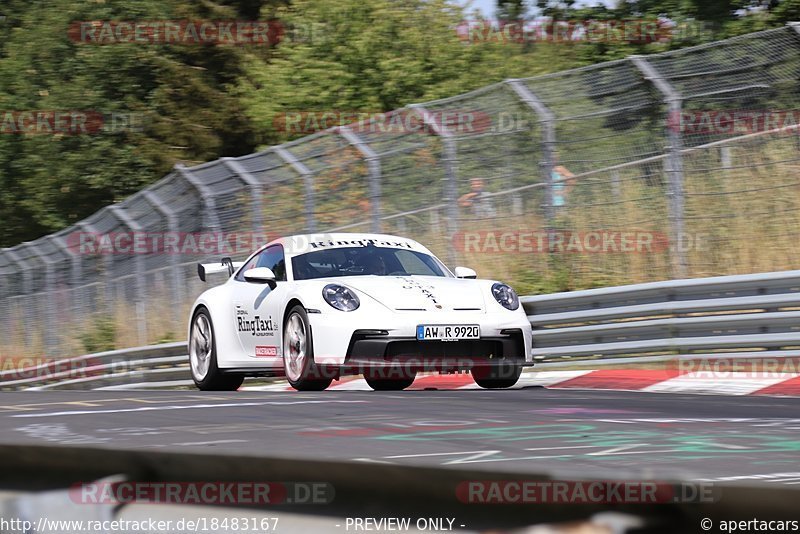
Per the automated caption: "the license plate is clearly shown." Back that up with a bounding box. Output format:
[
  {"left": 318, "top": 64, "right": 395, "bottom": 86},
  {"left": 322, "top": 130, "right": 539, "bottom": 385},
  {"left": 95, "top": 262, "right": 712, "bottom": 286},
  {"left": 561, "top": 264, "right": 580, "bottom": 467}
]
[{"left": 416, "top": 324, "right": 480, "bottom": 341}]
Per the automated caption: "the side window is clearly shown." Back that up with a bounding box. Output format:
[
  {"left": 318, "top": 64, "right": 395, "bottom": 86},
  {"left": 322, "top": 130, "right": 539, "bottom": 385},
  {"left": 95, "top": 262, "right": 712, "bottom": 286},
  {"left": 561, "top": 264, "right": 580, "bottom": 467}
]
[
  {"left": 235, "top": 245, "right": 286, "bottom": 282},
  {"left": 256, "top": 245, "right": 287, "bottom": 281}
]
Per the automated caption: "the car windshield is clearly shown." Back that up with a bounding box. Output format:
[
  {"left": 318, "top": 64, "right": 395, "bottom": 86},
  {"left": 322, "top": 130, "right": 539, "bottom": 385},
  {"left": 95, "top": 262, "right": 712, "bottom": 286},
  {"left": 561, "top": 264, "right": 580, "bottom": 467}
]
[{"left": 291, "top": 246, "right": 451, "bottom": 280}]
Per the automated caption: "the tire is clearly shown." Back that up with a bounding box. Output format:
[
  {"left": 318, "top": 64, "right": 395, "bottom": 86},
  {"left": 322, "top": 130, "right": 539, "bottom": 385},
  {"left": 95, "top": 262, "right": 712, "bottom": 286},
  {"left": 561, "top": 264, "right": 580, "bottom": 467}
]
[
  {"left": 283, "top": 305, "right": 332, "bottom": 391},
  {"left": 190, "top": 308, "right": 244, "bottom": 391},
  {"left": 471, "top": 360, "right": 522, "bottom": 389},
  {"left": 364, "top": 368, "right": 417, "bottom": 391}
]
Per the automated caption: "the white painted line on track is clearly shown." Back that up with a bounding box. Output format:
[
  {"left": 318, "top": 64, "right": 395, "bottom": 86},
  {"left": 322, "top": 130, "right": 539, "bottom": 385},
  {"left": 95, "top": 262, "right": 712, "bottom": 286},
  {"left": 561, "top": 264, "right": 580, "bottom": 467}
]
[
  {"left": 642, "top": 373, "right": 800, "bottom": 395},
  {"left": 10, "top": 399, "right": 367, "bottom": 418}
]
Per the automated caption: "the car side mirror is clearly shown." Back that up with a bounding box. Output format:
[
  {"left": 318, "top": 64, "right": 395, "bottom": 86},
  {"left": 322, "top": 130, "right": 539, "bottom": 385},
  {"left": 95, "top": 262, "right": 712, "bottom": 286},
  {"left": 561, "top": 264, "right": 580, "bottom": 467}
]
[
  {"left": 454, "top": 266, "right": 477, "bottom": 279},
  {"left": 243, "top": 267, "right": 277, "bottom": 288}
]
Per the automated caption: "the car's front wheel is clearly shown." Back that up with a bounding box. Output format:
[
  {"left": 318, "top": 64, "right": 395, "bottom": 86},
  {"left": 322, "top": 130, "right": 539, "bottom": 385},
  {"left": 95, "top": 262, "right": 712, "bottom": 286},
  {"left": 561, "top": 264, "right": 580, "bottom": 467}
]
[
  {"left": 190, "top": 308, "right": 244, "bottom": 391},
  {"left": 283, "top": 305, "right": 332, "bottom": 391},
  {"left": 471, "top": 360, "right": 522, "bottom": 389}
]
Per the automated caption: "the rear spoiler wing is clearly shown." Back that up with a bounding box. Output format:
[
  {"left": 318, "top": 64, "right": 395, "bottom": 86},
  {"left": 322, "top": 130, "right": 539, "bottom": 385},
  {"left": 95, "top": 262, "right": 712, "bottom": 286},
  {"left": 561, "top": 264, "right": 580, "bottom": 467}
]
[{"left": 197, "top": 257, "right": 244, "bottom": 282}]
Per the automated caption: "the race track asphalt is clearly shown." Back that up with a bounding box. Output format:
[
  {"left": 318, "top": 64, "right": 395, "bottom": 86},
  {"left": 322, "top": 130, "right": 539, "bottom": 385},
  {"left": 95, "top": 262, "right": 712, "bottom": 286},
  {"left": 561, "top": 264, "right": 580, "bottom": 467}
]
[{"left": 0, "top": 387, "right": 798, "bottom": 485}]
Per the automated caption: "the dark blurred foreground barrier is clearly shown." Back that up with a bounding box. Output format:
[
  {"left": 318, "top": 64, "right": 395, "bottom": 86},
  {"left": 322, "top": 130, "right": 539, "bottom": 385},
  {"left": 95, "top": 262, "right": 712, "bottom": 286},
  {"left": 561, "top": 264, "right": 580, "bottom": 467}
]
[{"left": 0, "top": 443, "right": 798, "bottom": 532}]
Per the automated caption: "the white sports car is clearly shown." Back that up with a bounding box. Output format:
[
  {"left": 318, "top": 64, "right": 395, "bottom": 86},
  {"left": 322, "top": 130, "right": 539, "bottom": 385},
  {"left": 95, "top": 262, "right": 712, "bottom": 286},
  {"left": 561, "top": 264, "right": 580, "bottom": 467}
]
[{"left": 188, "top": 233, "right": 532, "bottom": 391}]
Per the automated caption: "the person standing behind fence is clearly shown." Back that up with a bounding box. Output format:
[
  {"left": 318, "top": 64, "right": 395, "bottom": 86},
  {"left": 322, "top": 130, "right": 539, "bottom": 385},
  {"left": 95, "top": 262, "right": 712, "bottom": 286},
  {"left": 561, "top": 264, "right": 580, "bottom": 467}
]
[
  {"left": 551, "top": 160, "right": 576, "bottom": 210},
  {"left": 458, "top": 178, "right": 496, "bottom": 218}
]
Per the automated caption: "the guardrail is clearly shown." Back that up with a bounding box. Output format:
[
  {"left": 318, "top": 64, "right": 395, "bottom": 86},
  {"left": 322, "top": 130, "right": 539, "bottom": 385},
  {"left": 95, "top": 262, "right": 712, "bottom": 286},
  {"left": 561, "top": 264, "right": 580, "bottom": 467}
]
[
  {"left": 4, "top": 269, "right": 800, "bottom": 390},
  {"left": 0, "top": 342, "right": 189, "bottom": 391},
  {"left": 523, "top": 269, "right": 800, "bottom": 362}
]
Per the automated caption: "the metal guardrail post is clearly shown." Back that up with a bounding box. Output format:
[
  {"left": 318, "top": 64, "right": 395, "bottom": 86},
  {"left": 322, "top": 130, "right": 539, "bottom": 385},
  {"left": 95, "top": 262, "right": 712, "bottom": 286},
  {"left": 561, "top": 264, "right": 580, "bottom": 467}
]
[
  {"left": 174, "top": 164, "right": 222, "bottom": 231},
  {"left": 507, "top": 79, "right": 556, "bottom": 224},
  {"left": 142, "top": 191, "right": 184, "bottom": 311},
  {"left": 408, "top": 105, "right": 459, "bottom": 266},
  {"left": 338, "top": 126, "right": 382, "bottom": 233},
  {"left": 108, "top": 205, "right": 148, "bottom": 345},
  {"left": 631, "top": 56, "right": 687, "bottom": 279},
  {"left": 274, "top": 146, "right": 316, "bottom": 233},
  {"left": 221, "top": 157, "right": 264, "bottom": 235}
]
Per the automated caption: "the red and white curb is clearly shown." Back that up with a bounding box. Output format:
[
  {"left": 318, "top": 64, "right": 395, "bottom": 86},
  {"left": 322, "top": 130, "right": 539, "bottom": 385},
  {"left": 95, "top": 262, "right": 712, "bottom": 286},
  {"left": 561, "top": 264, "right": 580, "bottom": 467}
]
[{"left": 242, "top": 369, "right": 800, "bottom": 396}]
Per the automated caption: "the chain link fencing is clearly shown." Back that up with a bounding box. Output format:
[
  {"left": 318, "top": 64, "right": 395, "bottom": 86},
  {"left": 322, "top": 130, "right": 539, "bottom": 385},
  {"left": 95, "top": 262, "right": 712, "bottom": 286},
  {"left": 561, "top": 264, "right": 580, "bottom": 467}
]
[{"left": 3, "top": 24, "right": 800, "bottom": 357}]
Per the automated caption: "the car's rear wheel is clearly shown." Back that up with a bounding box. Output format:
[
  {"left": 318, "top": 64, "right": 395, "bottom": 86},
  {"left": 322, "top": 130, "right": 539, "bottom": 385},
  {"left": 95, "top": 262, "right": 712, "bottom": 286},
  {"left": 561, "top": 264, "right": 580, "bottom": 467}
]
[
  {"left": 190, "top": 308, "right": 244, "bottom": 391},
  {"left": 471, "top": 360, "right": 522, "bottom": 389},
  {"left": 283, "top": 305, "right": 332, "bottom": 391},
  {"left": 364, "top": 368, "right": 417, "bottom": 391}
]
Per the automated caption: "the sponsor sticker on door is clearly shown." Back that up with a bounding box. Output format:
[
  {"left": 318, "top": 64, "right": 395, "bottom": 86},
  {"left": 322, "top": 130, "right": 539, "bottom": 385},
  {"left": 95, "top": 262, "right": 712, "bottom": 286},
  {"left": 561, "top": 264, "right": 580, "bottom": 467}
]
[{"left": 255, "top": 346, "right": 278, "bottom": 357}]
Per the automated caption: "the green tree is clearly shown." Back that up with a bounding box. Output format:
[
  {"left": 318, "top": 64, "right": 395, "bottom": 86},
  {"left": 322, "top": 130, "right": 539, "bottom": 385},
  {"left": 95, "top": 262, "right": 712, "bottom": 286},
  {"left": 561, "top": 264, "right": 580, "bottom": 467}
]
[
  {"left": 496, "top": 0, "right": 529, "bottom": 21},
  {"left": 0, "top": 0, "right": 268, "bottom": 246},
  {"left": 237, "top": 0, "right": 588, "bottom": 144}
]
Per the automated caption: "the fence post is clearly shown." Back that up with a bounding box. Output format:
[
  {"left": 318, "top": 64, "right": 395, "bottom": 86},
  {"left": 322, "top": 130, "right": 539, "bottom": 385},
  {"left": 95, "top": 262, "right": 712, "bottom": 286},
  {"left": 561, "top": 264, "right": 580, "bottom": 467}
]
[
  {"left": 143, "top": 190, "right": 184, "bottom": 315},
  {"left": 0, "top": 251, "right": 11, "bottom": 352},
  {"left": 26, "top": 242, "right": 60, "bottom": 356},
  {"left": 77, "top": 221, "right": 112, "bottom": 316},
  {"left": 631, "top": 56, "right": 688, "bottom": 279},
  {"left": 408, "top": 105, "right": 459, "bottom": 266},
  {"left": 174, "top": 164, "right": 222, "bottom": 231},
  {"left": 4, "top": 248, "right": 33, "bottom": 347},
  {"left": 507, "top": 79, "right": 556, "bottom": 224},
  {"left": 274, "top": 146, "right": 316, "bottom": 233},
  {"left": 50, "top": 234, "right": 81, "bottom": 350},
  {"left": 108, "top": 204, "right": 148, "bottom": 345},
  {"left": 221, "top": 157, "right": 264, "bottom": 236},
  {"left": 338, "top": 126, "right": 382, "bottom": 233}
]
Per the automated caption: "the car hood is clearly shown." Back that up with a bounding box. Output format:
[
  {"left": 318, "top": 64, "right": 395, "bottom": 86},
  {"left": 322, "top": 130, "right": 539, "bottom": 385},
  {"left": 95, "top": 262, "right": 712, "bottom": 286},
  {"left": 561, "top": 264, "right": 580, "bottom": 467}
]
[{"left": 337, "top": 275, "right": 487, "bottom": 312}]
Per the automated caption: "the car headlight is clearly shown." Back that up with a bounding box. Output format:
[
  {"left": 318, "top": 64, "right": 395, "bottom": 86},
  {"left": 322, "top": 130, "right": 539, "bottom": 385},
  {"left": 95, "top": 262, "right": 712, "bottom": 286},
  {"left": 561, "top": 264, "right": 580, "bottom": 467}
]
[
  {"left": 491, "top": 283, "right": 519, "bottom": 311},
  {"left": 323, "top": 284, "right": 360, "bottom": 312}
]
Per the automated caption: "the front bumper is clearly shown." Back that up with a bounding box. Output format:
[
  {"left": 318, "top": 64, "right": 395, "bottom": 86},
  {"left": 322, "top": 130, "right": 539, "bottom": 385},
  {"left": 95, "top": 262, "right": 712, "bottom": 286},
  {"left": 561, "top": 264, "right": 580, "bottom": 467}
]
[
  {"left": 341, "top": 329, "right": 526, "bottom": 373},
  {"left": 308, "top": 309, "right": 533, "bottom": 367}
]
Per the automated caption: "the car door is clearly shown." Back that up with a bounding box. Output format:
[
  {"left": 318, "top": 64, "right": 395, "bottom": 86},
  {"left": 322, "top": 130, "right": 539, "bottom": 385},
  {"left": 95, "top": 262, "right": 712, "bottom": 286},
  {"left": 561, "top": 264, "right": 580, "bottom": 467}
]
[{"left": 230, "top": 245, "right": 288, "bottom": 363}]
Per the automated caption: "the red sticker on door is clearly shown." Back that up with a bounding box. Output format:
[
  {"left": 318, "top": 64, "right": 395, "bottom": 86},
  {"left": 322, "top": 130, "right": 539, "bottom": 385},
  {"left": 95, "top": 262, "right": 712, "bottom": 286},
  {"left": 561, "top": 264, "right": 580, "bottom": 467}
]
[{"left": 255, "top": 346, "right": 278, "bottom": 357}]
